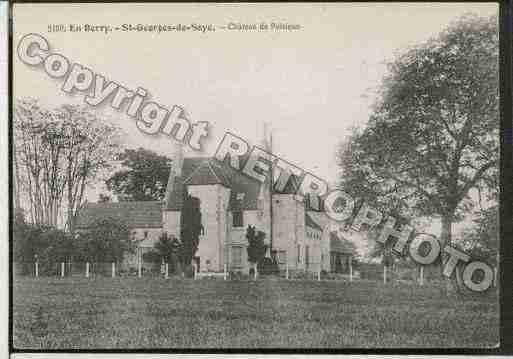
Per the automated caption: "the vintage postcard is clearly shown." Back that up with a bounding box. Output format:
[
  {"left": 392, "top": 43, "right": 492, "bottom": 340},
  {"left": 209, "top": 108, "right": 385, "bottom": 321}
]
[{"left": 11, "top": 2, "right": 500, "bottom": 350}]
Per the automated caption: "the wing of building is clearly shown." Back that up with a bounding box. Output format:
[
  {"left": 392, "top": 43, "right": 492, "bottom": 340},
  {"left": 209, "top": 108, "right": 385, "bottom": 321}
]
[{"left": 76, "top": 154, "right": 356, "bottom": 275}]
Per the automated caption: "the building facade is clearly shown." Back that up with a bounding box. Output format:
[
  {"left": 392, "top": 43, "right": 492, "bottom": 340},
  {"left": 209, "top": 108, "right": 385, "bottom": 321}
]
[{"left": 77, "top": 149, "right": 355, "bottom": 275}]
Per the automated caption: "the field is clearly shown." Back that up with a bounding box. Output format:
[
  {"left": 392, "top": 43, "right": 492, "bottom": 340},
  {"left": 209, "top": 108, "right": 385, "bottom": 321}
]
[{"left": 12, "top": 276, "right": 499, "bottom": 349}]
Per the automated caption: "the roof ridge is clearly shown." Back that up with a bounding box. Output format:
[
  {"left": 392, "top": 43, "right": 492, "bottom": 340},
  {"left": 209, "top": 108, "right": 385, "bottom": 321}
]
[
  {"left": 206, "top": 159, "right": 223, "bottom": 184},
  {"left": 182, "top": 158, "right": 210, "bottom": 185}
]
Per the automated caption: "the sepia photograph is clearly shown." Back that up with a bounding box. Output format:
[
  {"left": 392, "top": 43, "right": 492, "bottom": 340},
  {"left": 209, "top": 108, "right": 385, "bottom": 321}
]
[{"left": 11, "top": 2, "right": 500, "bottom": 350}]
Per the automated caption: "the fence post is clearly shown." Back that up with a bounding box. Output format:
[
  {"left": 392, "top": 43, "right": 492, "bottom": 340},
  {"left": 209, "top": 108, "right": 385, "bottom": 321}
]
[
  {"left": 224, "top": 264, "right": 227, "bottom": 280},
  {"left": 317, "top": 264, "right": 321, "bottom": 281},
  {"left": 349, "top": 257, "right": 353, "bottom": 282},
  {"left": 286, "top": 262, "right": 289, "bottom": 280},
  {"left": 138, "top": 248, "right": 142, "bottom": 278},
  {"left": 254, "top": 263, "right": 258, "bottom": 280},
  {"left": 85, "top": 262, "right": 90, "bottom": 278},
  {"left": 193, "top": 263, "right": 197, "bottom": 280},
  {"left": 111, "top": 262, "right": 115, "bottom": 278},
  {"left": 165, "top": 263, "right": 169, "bottom": 279},
  {"left": 35, "top": 261, "right": 39, "bottom": 278},
  {"left": 419, "top": 266, "right": 424, "bottom": 286},
  {"left": 61, "top": 262, "right": 65, "bottom": 277},
  {"left": 383, "top": 265, "right": 387, "bottom": 284}
]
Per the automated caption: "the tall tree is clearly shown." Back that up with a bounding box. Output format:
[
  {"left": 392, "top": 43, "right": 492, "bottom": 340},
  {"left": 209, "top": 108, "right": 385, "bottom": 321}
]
[
  {"left": 338, "top": 16, "right": 498, "bottom": 286},
  {"left": 14, "top": 99, "right": 122, "bottom": 231},
  {"left": 179, "top": 193, "right": 203, "bottom": 268},
  {"left": 105, "top": 148, "right": 172, "bottom": 202},
  {"left": 246, "top": 225, "right": 267, "bottom": 272}
]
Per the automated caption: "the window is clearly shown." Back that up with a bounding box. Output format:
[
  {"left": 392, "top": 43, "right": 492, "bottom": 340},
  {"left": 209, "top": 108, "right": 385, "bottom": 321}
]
[
  {"left": 233, "top": 211, "right": 243, "bottom": 227},
  {"left": 232, "top": 246, "right": 243, "bottom": 266}
]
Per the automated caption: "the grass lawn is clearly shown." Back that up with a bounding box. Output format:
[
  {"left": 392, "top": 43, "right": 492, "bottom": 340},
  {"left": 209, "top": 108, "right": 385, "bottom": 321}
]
[{"left": 12, "top": 276, "right": 499, "bottom": 349}]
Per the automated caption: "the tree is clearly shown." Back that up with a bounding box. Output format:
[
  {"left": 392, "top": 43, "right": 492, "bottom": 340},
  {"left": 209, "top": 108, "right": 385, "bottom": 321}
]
[
  {"left": 337, "top": 15, "right": 498, "bottom": 290},
  {"left": 14, "top": 99, "right": 122, "bottom": 231},
  {"left": 179, "top": 193, "right": 202, "bottom": 269},
  {"left": 459, "top": 205, "right": 499, "bottom": 263},
  {"left": 105, "top": 148, "right": 172, "bottom": 201},
  {"left": 78, "top": 216, "right": 133, "bottom": 264},
  {"left": 98, "top": 194, "right": 111, "bottom": 203},
  {"left": 13, "top": 222, "right": 51, "bottom": 263},
  {"left": 246, "top": 225, "right": 267, "bottom": 275},
  {"left": 13, "top": 220, "right": 74, "bottom": 275},
  {"left": 143, "top": 232, "right": 182, "bottom": 273}
]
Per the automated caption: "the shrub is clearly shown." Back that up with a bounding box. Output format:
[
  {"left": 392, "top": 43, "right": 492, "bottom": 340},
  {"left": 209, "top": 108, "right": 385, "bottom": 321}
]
[{"left": 259, "top": 257, "right": 279, "bottom": 275}]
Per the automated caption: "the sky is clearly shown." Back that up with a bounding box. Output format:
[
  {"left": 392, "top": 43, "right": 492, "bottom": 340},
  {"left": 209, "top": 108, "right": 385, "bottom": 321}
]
[{"left": 12, "top": 3, "right": 499, "bottom": 233}]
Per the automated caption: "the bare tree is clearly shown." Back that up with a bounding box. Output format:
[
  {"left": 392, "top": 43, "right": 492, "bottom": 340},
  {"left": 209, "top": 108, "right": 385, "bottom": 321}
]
[{"left": 14, "top": 98, "right": 123, "bottom": 232}]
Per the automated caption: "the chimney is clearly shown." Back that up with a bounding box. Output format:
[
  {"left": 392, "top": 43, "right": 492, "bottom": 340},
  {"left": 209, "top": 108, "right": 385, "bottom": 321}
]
[{"left": 164, "top": 141, "right": 184, "bottom": 208}]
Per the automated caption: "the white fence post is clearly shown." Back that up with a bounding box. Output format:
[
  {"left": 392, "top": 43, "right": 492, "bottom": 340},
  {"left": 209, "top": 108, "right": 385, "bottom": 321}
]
[
  {"left": 286, "top": 262, "right": 289, "bottom": 280},
  {"left": 317, "top": 264, "right": 321, "bottom": 281},
  {"left": 61, "top": 262, "right": 65, "bottom": 277},
  {"left": 111, "top": 262, "right": 115, "bottom": 278},
  {"left": 165, "top": 263, "right": 169, "bottom": 279},
  {"left": 254, "top": 263, "right": 258, "bottom": 280},
  {"left": 224, "top": 264, "right": 227, "bottom": 280},
  {"left": 138, "top": 248, "right": 142, "bottom": 278},
  {"left": 383, "top": 265, "right": 387, "bottom": 284},
  {"left": 85, "top": 262, "right": 90, "bottom": 278},
  {"left": 419, "top": 266, "right": 424, "bottom": 286},
  {"left": 193, "top": 264, "right": 197, "bottom": 280},
  {"left": 349, "top": 257, "right": 353, "bottom": 282}
]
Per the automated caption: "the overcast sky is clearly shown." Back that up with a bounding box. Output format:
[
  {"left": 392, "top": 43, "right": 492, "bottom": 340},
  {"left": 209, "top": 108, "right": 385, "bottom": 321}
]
[{"left": 13, "top": 3, "right": 498, "bottom": 210}]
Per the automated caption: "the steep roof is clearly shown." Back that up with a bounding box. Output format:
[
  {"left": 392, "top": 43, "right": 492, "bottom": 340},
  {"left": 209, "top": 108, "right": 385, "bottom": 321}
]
[
  {"left": 160, "top": 156, "right": 322, "bottom": 212},
  {"left": 183, "top": 160, "right": 232, "bottom": 187},
  {"left": 164, "top": 157, "right": 265, "bottom": 211},
  {"left": 76, "top": 201, "right": 163, "bottom": 229},
  {"left": 275, "top": 174, "right": 301, "bottom": 194}
]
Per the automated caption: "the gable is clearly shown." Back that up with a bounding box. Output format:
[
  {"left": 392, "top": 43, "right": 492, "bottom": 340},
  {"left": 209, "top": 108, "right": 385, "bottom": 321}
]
[
  {"left": 163, "top": 156, "right": 324, "bottom": 212},
  {"left": 163, "top": 157, "right": 262, "bottom": 211}
]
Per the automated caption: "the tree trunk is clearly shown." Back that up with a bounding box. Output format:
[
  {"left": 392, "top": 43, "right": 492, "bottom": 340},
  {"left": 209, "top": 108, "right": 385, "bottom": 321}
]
[{"left": 440, "top": 212, "right": 457, "bottom": 296}]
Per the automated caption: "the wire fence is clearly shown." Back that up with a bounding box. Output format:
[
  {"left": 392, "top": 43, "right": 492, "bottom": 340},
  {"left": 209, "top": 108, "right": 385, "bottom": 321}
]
[
  {"left": 12, "top": 260, "right": 498, "bottom": 289},
  {"left": 14, "top": 260, "right": 175, "bottom": 278}
]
